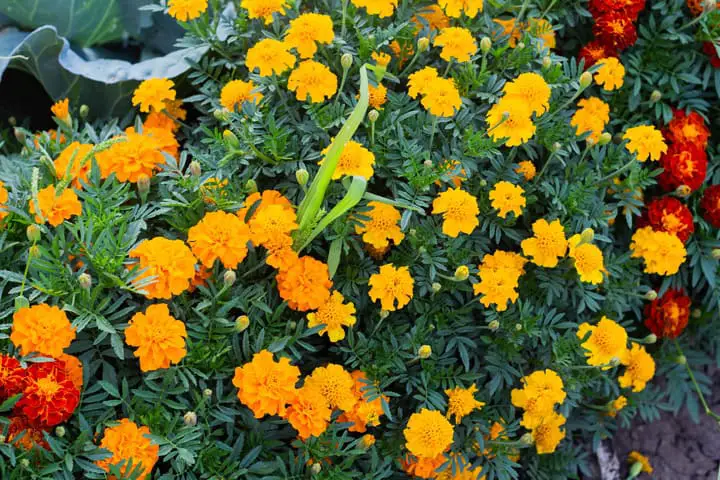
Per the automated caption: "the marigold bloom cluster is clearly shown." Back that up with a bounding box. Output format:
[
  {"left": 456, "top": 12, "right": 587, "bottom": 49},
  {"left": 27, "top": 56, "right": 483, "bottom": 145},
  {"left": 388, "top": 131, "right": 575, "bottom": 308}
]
[
  {"left": 487, "top": 73, "right": 550, "bottom": 146},
  {"left": 246, "top": 39, "right": 295, "bottom": 77},
  {"left": 630, "top": 226, "right": 687, "bottom": 276},
  {"left": 167, "top": 0, "right": 208, "bottom": 21},
  {"left": 132, "top": 78, "right": 176, "bottom": 113},
  {"left": 473, "top": 250, "right": 527, "bottom": 311},
  {"left": 433, "top": 27, "right": 477, "bottom": 63},
  {"left": 639, "top": 197, "right": 694, "bottom": 243},
  {"left": 445, "top": 384, "right": 485, "bottom": 424},
  {"left": 337, "top": 370, "right": 387, "bottom": 432},
  {"left": 96, "top": 129, "right": 169, "bottom": 183},
  {"left": 54, "top": 142, "right": 93, "bottom": 188},
  {"left": 659, "top": 108, "right": 710, "bottom": 193},
  {"left": 511, "top": 370, "right": 566, "bottom": 454},
  {"left": 407, "top": 67, "right": 462, "bottom": 117},
  {"left": 14, "top": 360, "right": 80, "bottom": 428},
  {"left": 437, "top": 0, "right": 483, "bottom": 18},
  {"left": 241, "top": 0, "right": 288, "bottom": 23}
]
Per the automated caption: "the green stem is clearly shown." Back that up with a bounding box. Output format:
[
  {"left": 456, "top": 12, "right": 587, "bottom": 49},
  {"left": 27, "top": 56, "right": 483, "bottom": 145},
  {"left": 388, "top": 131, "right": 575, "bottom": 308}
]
[
  {"left": 18, "top": 240, "right": 37, "bottom": 297},
  {"left": 534, "top": 150, "right": 559, "bottom": 183},
  {"left": 600, "top": 158, "right": 636, "bottom": 183},
  {"left": 427, "top": 116, "right": 438, "bottom": 159},
  {"left": 674, "top": 340, "right": 720, "bottom": 424},
  {"left": 398, "top": 50, "right": 422, "bottom": 78},
  {"left": 334, "top": 67, "right": 350, "bottom": 106},
  {"left": 443, "top": 59, "right": 453, "bottom": 77},
  {"left": 517, "top": 0, "right": 531, "bottom": 23},
  {"left": 341, "top": 0, "right": 349, "bottom": 39},
  {"left": 540, "top": 0, "right": 558, "bottom": 19}
]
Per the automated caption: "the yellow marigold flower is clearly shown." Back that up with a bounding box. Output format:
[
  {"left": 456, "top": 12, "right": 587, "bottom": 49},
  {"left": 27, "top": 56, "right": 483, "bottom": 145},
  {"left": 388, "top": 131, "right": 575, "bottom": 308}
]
[
  {"left": 521, "top": 219, "right": 567, "bottom": 267},
  {"left": 305, "top": 363, "right": 357, "bottom": 411},
  {"left": 421, "top": 77, "right": 462, "bottom": 117},
  {"left": 407, "top": 67, "right": 440, "bottom": 99},
  {"left": 128, "top": 237, "right": 197, "bottom": 299},
  {"left": 95, "top": 419, "right": 159, "bottom": 479},
  {"left": 445, "top": 384, "right": 485, "bottom": 424},
  {"left": 241, "top": 0, "right": 288, "bottom": 23},
  {"left": 132, "top": 78, "right": 176, "bottom": 113},
  {"left": 29, "top": 185, "right": 82, "bottom": 227},
  {"left": 628, "top": 451, "right": 653, "bottom": 474},
  {"left": 246, "top": 39, "right": 295, "bottom": 77},
  {"left": 285, "top": 13, "right": 334, "bottom": 59},
  {"left": 473, "top": 250, "right": 527, "bottom": 311},
  {"left": 437, "top": 0, "right": 483, "bottom": 18},
  {"left": 350, "top": 0, "right": 398, "bottom": 17},
  {"left": 531, "top": 411, "right": 566, "bottom": 454},
  {"left": 11, "top": 304, "right": 76, "bottom": 357},
  {"left": 487, "top": 98, "right": 536, "bottom": 147},
  {"left": 594, "top": 57, "right": 625, "bottom": 91},
  {"left": 220, "top": 79, "right": 263, "bottom": 111},
  {"left": 188, "top": 211, "right": 251, "bottom": 269},
  {"left": 404, "top": 408, "right": 454, "bottom": 459},
  {"left": 0, "top": 181, "right": 8, "bottom": 220},
  {"left": 368, "top": 83, "right": 388, "bottom": 109},
  {"left": 167, "top": 0, "right": 207, "bottom": 21},
  {"left": 619, "top": 343, "right": 655, "bottom": 392},
  {"left": 95, "top": 130, "right": 166, "bottom": 183},
  {"left": 200, "top": 177, "right": 229, "bottom": 205},
  {"left": 125, "top": 304, "right": 187, "bottom": 372},
  {"left": 287, "top": 60, "right": 338, "bottom": 103},
  {"left": 567, "top": 234, "right": 605, "bottom": 284},
  {"left": 503, "top": 72, "right": 551, "bottom": 116},
  {"left": 630, "top": 226, "right": 687, "bottom": 275},
  {"left": 368, "top": 264, "right": 414, "bottom": 311},
  {"left": 435, "top": 463, "right": 485, "bottom": 480},
  {"left": 355, "top": 201, "right": 404, "bottom": 250},
  {"left": 361, "top": 434, "right": 376, "bottom": 448},
  {"left": 515, "top": 160, "right": 536, "bottom": 180},
  {"left": 623, "top": 125, "right": 668, "bottom": 162},
  {"left": 412, "top": 5, "right": 450, "bottom": 32},
  {"left": 432, "top": 188, "right": 479, "bottom": 237},
  {"left": 489, "top": 181, "right": 525, "bottom": 219},
  {"left": 372, "top": 52, "right": 391, "bottom": 67},
  {"left": 434, "top": 27, "right": 476, "bottom": 63},
  {"left": 337, "top": 370, "right": 387, "bottom": 432},
  {"left": 284, "top": 384, "right": 331, "bottom": 440},
  {"left": 511, "top": 369, "right": 566, "bottom": 428},
  {"left": 608, "top": 395, "right": 627, "bottom": 417},
  {"left": 320, "top": 140, "right": 376, "bottom": 180},
  {"left": 577, "top": 316, "right": 628, "bottom": 368},
  {"left": 54, "top": 142, "right": 93, "bottom": 188},
  {"left": 307, "top": 291, "right": 357, "bottom": 342},
  {"left": 571, "top": 97, "right": 610, "bottom": 142},
  {"left": 51, "top": 98, "right": 70, "bottom": 123},
  {"left": 276, "top": 255, "right": 333, "bottom": 311},
  {"left": 232, "top": 349, "right": 300, "bottom": 418}
]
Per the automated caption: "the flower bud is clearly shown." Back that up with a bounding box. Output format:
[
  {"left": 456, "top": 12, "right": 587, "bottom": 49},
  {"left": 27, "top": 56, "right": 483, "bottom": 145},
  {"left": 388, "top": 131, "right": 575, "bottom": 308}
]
[
  {"left": 418, "top": 345, "right": 432, "bottom": 359},
  {"left": 408, "top": 228, "right": 417, "bottom": 237},
  {"left": 79, "top": 105, "right": 90, "bottom": 119},
  {"left": 501, "top": 111, "right": 510, "bottom": 121},
  {"left": 55, "top": 426, "right": 66, "bottom": 437},
  {"left": 245, "top": 178, "right": 258, "bottom": 193},
  {"left": 183, "top": 411, "right": 198, "bottom": 427},
  {"left": 29, "top": 245, "right": 41, "bottom": 258},
  {"left": 379, "top": 309, "right": 390, "bottom": 319},
  {"left": 189, "top": 161, "right": 202, "bottom": 177},
  {"left": 712, "top": 248, "right": 720, "bottom": 260},
  {"left": 223, "top": 270, "right": 237, "bottom": 287},
  {"left": 542, "top": 56, "right": 552, "bottom": 69},
  {"left": 341, "top": 53, "right": 353, "bottom": 69},
  {"left": 79, "top": 273, "right": 92, "bottom": 290},
  {"left": 515, "top": 323, "right": 522, "bottom": 331},
  {"left": 289, "top": 320, "right": 297, "bottom": 329},
  {"left": 692, "top": 308, "right": 702, "bottom": 318},
  {"left": 705, "top": 0, "right": 717, "bottom": 11},
  {"left": 675, "top": 185, "right": 691, "bottom": 197},
  {"left": 0, "top": 434, "right": 5, "bottom": 443},
  {"left": 676, "top": 355, "right": 687, "bottom": 365},
  {"left": 213, "top": 109, "right": 230, "bottom": 122},
  {"left": 454, "top": 265, "right": 469, "bottom": 281},
  {"left": 360, "top": 433, "right": 376, "bottom": 449},
  {"left": 295, "top": 168, "right": 309, "bottom": 186},
  {"left": 516, "top": 42, "right": 525, "bottom": 50},
  {"left": 223, "top": 129, "right": 240, "bottom": 149},
  {"left": 368, "top": 109, "right": 379, "bottom": 123},
  {"left": 137, "top": 174, "right": 151, "bottom": 196},
  {"left": 418, "top": 246, "right": 427, "bottom": 254},
  {"left": 203, "top": 388, "right": 213, "bottom": 397},
  {"left": 423, "top": 159, "right": 433, "bottom": 168},
  {"left": 311, "top": 462, "right": 322, "bottom": 474},
  {"left": 479, "top": 179, "right": 487, "bottom": 187},
  {"left": 26, "top": 224, "right": 41, "bottom": 242},
  {"left": 431, "top": 282, "right": 442, "bottom": 293},
  {"left": 644, "top": 289, "right": 657, "bottom": 301},
  {"left": 235, "top": 315, "right": 250, "bottom": 332},
  {"left": 643, "top": 333, "right": 657, "bottom": 345},
  {"left": 580, "top": 228, "right": 595, "bottom": 244},
  {"left": 417, "top": 37, "right": 430, "bottom": 52},
  {"left": 650, "top": 90, "right": 662, "bottom": 103},
  {"left": 520, "top": 433, "right": 534, "bottom": 445},
  {"left": 552, "top": 142, "right": 562, "bottom": 152},
  {"left": 586, "top": 136, "right": 596, "bottom": 147},
  {"left": 480, "top": 37, "right": 492, "bottom": 53},
  {"left": 579, "top": 71, "right": 593, "bottom": 89},
  {"left": 20, "top": 459, "right": 30, "bottom": 468},
  {"left": 598, "top": 132, "right": 612, "bottom": 146},
  {"left": 628, "top": 461, "right": 643, "bottom": 478},
  {"left": 14, "top": 296, "right": 29, "bottom": 311},
  {"left": 488, "top": 320, "right": 500, "bottom": 331},
  {"left": 14, "top": 127, "right": 25, "bottom": 144}
]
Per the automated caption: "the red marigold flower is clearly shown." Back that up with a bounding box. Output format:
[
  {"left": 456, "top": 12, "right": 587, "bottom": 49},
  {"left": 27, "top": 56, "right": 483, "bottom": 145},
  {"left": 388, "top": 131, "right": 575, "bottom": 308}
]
[
  {"left": 589, "top": 0, "right": 646, "bottom": 21},
  {"left": 593, "top": 12, "right": 638, "bottom": 50},
  {"left": 703, "top": 42, "right": 720, "bottom": 69},
  {"left": 0, "top": 355, "right": 27, "bottom": 401},
  {"left": 664, "top": 109, "right": 710, "bottom": 149},
  {"left": 644, "top": 288, "right": 690, "bottom": 339},
  {"left": 638, "top": 197, "right": 694, "bottom": 243},
  {"left": 700, "top": 185, "right": 720, "bottom": 228},
  {"left": 578, "top": 40, "right": 616, "bottom": 68},
  {"left": 658, "top": 142, "right": 707, "bottom": 192},
  {"left": 7, "top": 415, "right": 50, "bottom": 450},
  {"left": 14, "top": 361, "right": 80, "bottom": 428}
]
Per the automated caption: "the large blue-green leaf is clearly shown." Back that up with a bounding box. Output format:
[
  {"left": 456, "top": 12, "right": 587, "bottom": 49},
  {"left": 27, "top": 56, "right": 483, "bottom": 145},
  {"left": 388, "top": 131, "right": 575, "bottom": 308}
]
[{"left": 0, "top": 26, "right": 207, "bottom": 118}]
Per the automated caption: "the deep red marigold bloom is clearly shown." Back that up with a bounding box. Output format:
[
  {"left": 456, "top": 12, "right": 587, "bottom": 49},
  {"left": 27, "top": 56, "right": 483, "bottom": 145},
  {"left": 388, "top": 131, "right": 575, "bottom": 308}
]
[
  {"left": 14, "top": 361, "right": 80, "bottom": 428},
  {"left": 700, "top": 185, "right": 720, "bottom": 228},
  {"left": 664, "top": 109, "right": 710, "bottom": 149},
  {"left": 7, "top": 415, "right": 50, "bottom": 450},
  {"left": 589, "top": 0, "right": 646, "bottom": 20},
  {"left": 0, "top": 355, "right": 27, "bottom": 401},
  {"left": 703, "top": 42, "right": 720, "bottom": 68},
  {"left": 593, "top": 12, "right": 638, "bottom": 50},
  {"left": 658, "top": 142, "right": 707, "bottom": 192},
  {"left": 638, "top": 197, "right": 694, "bottom": 243},
  {"left": 578, "top": 40, "right": 616, "bottom": 68},
  {"left": 644, "top": 288, "right": 690, "bottom": 339}
]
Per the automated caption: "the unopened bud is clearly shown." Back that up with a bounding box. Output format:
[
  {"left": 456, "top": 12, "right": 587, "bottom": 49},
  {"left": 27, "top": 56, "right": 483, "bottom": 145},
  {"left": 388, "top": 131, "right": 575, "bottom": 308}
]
[
  {"left": 418, "top": 344, "right": 432, "bottom": 359},
  {"left": 515, "top": 323, "right": 522, "bottom": 331},
  {"left": 26, "top": 224, "right": 41, "bottom": 242},
  {"left": 189, "top": 161, "right": 202, "bottom": 177},
  {"left": 223, "top": 129, "right": 240, "bottom": 149},
  {"left": 213, "top": 109, "right": 230, "bottom": 122},
  {"left": 289, "top": 320, "right": 297, "bottom": 329},
  {"left": 643, "top": 333, "right": 657, "bottom": 345},
  {"left": 501, "top": 111, "right": 510, "bottom": 121},
  {"left": 311, "top": 462, "right": 322, "bottom": 474},
  {"left": 488, "top": 320, "right": 500, "bottom": 331},
  {"left": 644, "top": 289, "right": 658, "bottom": 301},
  {"left": 0, "top": 434, "right": 5, "bottom": 443},
  {"left": 203, "top": 388, "right": 213, "bottom": 397},
  {"left": 14, "top": 296, "right": 29, "bottom": 311},
  {"left": 579, "top": 71, "right": 593, "bottom": 89},
  {"left": 586, "top": 136, "right": 596, "bottom": 147},
  {"left": 78, "top": 273, "right": 92, "bottom": 290},
  {"left": 29, "top": 245, "right": 41, "bottom": 258},
  {"left": 516, "top": 42, "right": 525, "bottom": 50},
  {"left": 418, "top": 246, "right": 427, "bottom": 254},
  {"left": 295, "top": 168, "right": 309, "bottom": 186},
  {"left": 676, "top": 355, "right": 687, "bottom": 365},
  {"left": 137, "top": 174, "right": 151, "bottom": 195},
  {"left": 341, "top": 53, "right": 353, "bottom": 70},
  {"left": 79, "top": 105, "right": 90, "bottom": 119},
  {"left": 423, "top": 159, "right": 433, "bottom": 168},
  {"left": 712, "top": 248, "right": 720, "bottom": 260},
  {"left": 542, "top": 56, "right": 552, "bottom": 69},
  {"left": 379, "top": 309, "right": 390, "bottom": 319},
  {"left": 692, "top": 308, "right": 702, "bottom": 318},
  {"left": 55, "top": 426, "right": 66, "bottom": 437},
  {"left": 223, "top": 270, "right": 237, "bottom": 287},
  {"left": 454, "top": 265, "right": 469, "bottom": 281},
  {"left": 20, "top": 459, "right": 30, "bottom": 468},
  {"left": 235, "top": 315, "right": 250, "bottom": 332},
  {"left": 479, "top": 179, "right": 487, "bottom": 187},
  {"left": 705, "top": 0, "right": 717, "bottom": 11},
  {"left": 552, "top": 142, "right": 562, "bottom": 152},
  {"left": 368, "top": 109, "right": 379, "bottom": 123},
  {"left": 520, "top": 433, "right": 534, "bottom": 445},
  {"left": 675, "top": 185, "right": 691, "bottom": 198},
  {"left": 13, "top": 127, "right": 25, "bottom": 144},
  {"left": 360, "top": 433, "right": 376, "bottom": 449},
  {"left": 245, "top": 178, "right": 258, "bottom": 193},
  {"left": 598, "top": 132, "right": 612, "bottom": 146},
  {"left": 580, "top": 228, "right": 595, "bottom": 243},
  {"left": 418, "top": 37, "right": 430, "bottom": 52},
  {"left": 650, "top": 90, "right": 662, "bottom": 103},
  {"left": 408, "top": 228, "right": 417, "bottom": 237},
  {"left": 431, "top": 282, "right": 442, "bottom": 293},
  {"left": 480, "top": 37, "right": 492, "bottom": 53},
  {"left": 183, "top": 411, "right": 198, "bottom": 427}
]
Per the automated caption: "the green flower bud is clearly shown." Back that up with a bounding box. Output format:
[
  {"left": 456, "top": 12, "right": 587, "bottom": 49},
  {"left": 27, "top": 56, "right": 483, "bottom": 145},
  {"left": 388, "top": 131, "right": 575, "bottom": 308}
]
[
  {"left": 676, "top": 355, "right": 687, "bottom": 365},
  {"left": 341, "top": 53, "right": 353, "bottom": 70},
  {"left": 223, "top": 129, "right": 240, "bottom": 149},
  {"left": 184, "top": 411, "right": 198, "bottom": 426},
  {"left": 379, "top": 309, "right": 390, "bottom": 319},
  {"left": 431, "top": 282, "right": 442, "bottom": 293},
  {"left": 20, "top": 459, "right": 30, "bottom": 468},
  {"left": 368, "top": 109, "right": 379, "bottom": 123},
  {"left": 8, "top": 116, "right": 16, "bottom": 126},
  {"left": 418, "top": 37, "right": 430, "bottom": 52},
  {"left": 579, "top": 71, "right": 593, "bottom": 89},
  {"left": 650, "top": 90, "right": 662, "bottom": 103},
  {"left": 214, "top": 109, "right": 230, "bottom": 122},
  {"left": 78, "top": 273, "right": 92, "bottom": 290},
  {"left": 712, "top": 249, "right": 720, "bottom": 260},
  {"left": 516, "top": 42, "right": 525, "bottom": 50},
  {"left": 245, "top": 178, "right": 258, "bottom": 193},
  {"left": 488, "top": 320, "right": 500, "bottom": 331},
  {"left": 692, "top": 308, "right": 702, "bottom": 319},
  {"left": 295, "top": 168, "right": 309, "bottom": 186},
  {"left": 137, "top": 174, "right": 151, "bottom": 196},
  {"left": 628, "top": 462, "right": 643, "bottom": 478},
  {"left": 644, "top": 289, "right": 657, "bottom": 301},
  {"left": 675, "top": 185, "right": 691, "bottom": 197},
  {"left": 580, "top": 228, "right": 595, "bottom": 244},
  {"left": 310, "top": 462, "right": 322, "bottom": 474},
  {"left": 223, "top": 270, "right": 237, "bottom": 287},
  {"left": 235, "top": 315, "right": 250, "bottom": 332},
  {"left": 643, "top": 333, "right": 657, "bottom": 344},
  {"left": 55, "top": 426, "right": 66, "bottom": 437},
  {"left": 26, "top": 225, "right": 41, "bottom": 242},
  {"left": 14, "top": 296, "right": 29, "bottom": 311},
  {"left": 480, "top": 37, "right": 492, "bottom": 53},
  {"left": 203, "top": 388, "right": 213, "bottom": 397},
  {"left": 542, "top": 56, "right": 552, "bottom": 69},
  {"left": 598, "top": 132, "right": 612, "bottom": 146},
  {"left": 189, "top": 161, "right": 202, "bottom": 177},
  {"left": 520, "top": 433, "right": 534, "bottom": 445},
  {"left": 515, "top": 323, "right": 522, "bottom": 331},
  {"left": 454, "top": 265, "right": 469, "bottom": 281},
  {"left": 79, "top": 105, "right": 90, "bottom": 119},
  {"left": 14, "top": 127, "right": 25, "bottom": 144}
]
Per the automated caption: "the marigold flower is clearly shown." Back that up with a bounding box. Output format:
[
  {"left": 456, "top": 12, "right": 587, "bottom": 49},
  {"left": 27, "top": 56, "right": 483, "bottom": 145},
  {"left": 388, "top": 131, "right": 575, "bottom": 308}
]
[
  {"left": 58, "top": 353, "right": 83, "bottom": 391},
  {"left": 515, "top": 161, "right": 536, "bottom": 181},
  {"left": 407, "top": 67, "right": 440, "bottom": 99},
  {"left": 658, "top": 142, "right": 707, "bottom": 192},
  {"left": 437, "top": 159, "right": 467, "bottom": 187},
  {"left": 188, "top": 211, "right": 251, "bottom": 269},
  {"left": 307, "top": 291, "right": 357, "bottom": 342},
  {"left": 29, "top": 185, "right": 81, "bottom": 227},
  {"left": 400, "top": 453, "right": 446, "bottom": 479},
  {"left": 487, "top": 98, "right": 536, "bottom": 146},
  {"left": 287, "top": 60, "right": 338, "bottom": 103},
  {"left": 630, "top": 226, "right": 687, "bottom": 276},
  {"left": 285, "top": 13, "right": 334, "bottom": 58},
  {"left": 437, "top": 0, "right": 483, "bottom": 18},
  {"left": 320, "top": 140, "right": 376, "bottom": 179},
  {"left": 627, "top": 451, "right": 653, "bottom": 474},
  {"left": 521, "top": 218, "right": 567, "bottom": 268},
  {"left": 503, "top": 73, "right": 551, "bottom": 116},
  {"left": 577, "top": 317, "right": 628, "bottom": 368},
  {"left": 639, "top": 197, "right": 694, "bottom": 243},
  {"left": 511, "top": 369, "right": 566, "bottom": 428},
  {"left": 619, "top": 343, "right": 655, "bottom": 392},
  {"left": 644, "top": 288, "right": 690, "bottom": 339},
  {"left": 51, "top": 98, "right": 70, "bottom": 123},
  {"left": 473, "top": 250, "right": 527, "bottom": 311},
  {"left": 701, "top": 185, "right": 720, "bottom": 228},
  {"left": 494, "top": 17, "right": 522, "bottom": 47},
  {"left": 623, "top": 125, "right": 667, "bottom": 162},
  {"left": 125, "top": 304, "right": 187, "bottom": 372},
  {"left": 350, "top": 0, "right": 398, "bottom": 17},
  {"left": 368, "top": 83, "right": 388, "bottom": 109},
  {"left": 128, "top": 237, "right": 197, "bottom": 299},
  {"left": 0, "top": 180, "right": 8, "bottom": 220},
  {"left": 167, "top": 0, "right": 208, "bottom": 21},
  {"left": 664, "top": 108, "right": 710, "bottom": 148},
  {"left": 15, "top": 361, "right": 80, "bottom": 428},
  {"left": 146, "top": 99, "right": 186, "bottom": 132},
  {"left": 589, "top": 0, "right": 646, "bottom": 20},
  {"left": 11, "top": 304, "right": 76, "bottom": 357},
  {"left": 531, "top": 411, "right": 566, "bottom": 454},
  {"left": 132, "top": 78, "right": 176, "bottom": 113},
  {"left": 355, "top": 201, "right": 404, "bottom": 250},
  {"left": 593, "top": 12, "right": 638, "bottom": 50},
  {"left": 434, "top": 27, "right": 477, "bottom": 63},
  {"left": 95, "top": 130, "right": 167, "bottom": 183},
  {"left": 527, "top": 18, "right": 556, "bottom": 49},
  {"left": 435, "top": 462, "right": 485, "bottom": 480},
  {"left": 609, "top": 395, "right": 628, "bottom": 417},
  {"left": 368, "top": 264, "right": 414, "bottom": 311},
  {"left": 96, "top": 419, "right": 159, "bottom": 479},
  {"left": 571, "top": 97, "right": 610, "bottom": 142},
  {"left": 578, "top": 40, "right": 616, "bottom": 68},
  {"left": 594, "top": 57, "right": 625, "bottom": 91},
  {"left": 127, "top": 125, "right": 179, "bottom": 159},
  {"left": 246, "top": 39, "right": 295, "bottom": 77},
  {"left": 412, "top": 5, "right": 450, "bottom": 32},
  {"left": 567, "top": 234, "right": 605, "bottom": 284},
  {"left": 7, "top": 416, "right": 49, "bottom": 450},
  {"left": 54, "top": 142, "right": 93, "bottom": 188},
  {"left": 404, "top": 408, "right": 454, "bottom": 459},
  {"left": 420, "top": 77, "right": 462, "bottom": 117},
  {"left": 371, "top": 52, "right": 391, "bottom": 67},
  {"left": 432, "top": 188, "right": 479, "bottom": 237},
  {"left": 0, "top": 355, "right": 27, "bottom": 401},
  {"left": 241, "top": 0, "right": 288, "bottom": 23},
  {"left": 220, "top": 80, "right": 263, "bottom": 111},
  {"left": 276, "top": 255, "right": 333, "bottom": 311},
  {"left": 489, "top": 181, "right": 525, "bottom": 219},
  {"left": 445, "top": 384, "right": 485, "bottom": 424},
  {"left": 232, "top": 350, "right": 300, "bottom": 417},
  {"left": 304, "top": 363, "right": 357, "bottom": 411},
  {"left": 337, "top": 370, "right": 386, "bottom": 432},
  {"left": 284, "top": 384, "right": 331, "bottom": 440}
]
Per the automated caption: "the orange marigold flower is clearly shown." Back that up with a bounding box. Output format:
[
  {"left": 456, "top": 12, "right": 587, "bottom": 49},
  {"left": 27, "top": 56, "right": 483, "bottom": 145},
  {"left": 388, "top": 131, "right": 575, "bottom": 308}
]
[
  {"left": 658, "top": 142, "right": 707, "bottom": 192},
  {"left": 434, "top": 27, "right": 477, "bottom": 63},
  {"left": 665, "top": 108, "right": 710, "bottom": 148},
  {"left": 578, "top": 40, "right": 616, "bottom": 68},
  {"left": 285, "top": 13, "right": 334, "bottom": 59},
  {"left": 7, "top": 415, "right": 49, "bottom": 450},
  {"left": 128, "top": 237, "right": 197, "bottom": 299},
  {"left": 29, "top": 185, "right": 82, "bottom": 227},
  {"left": 421, "top": 77, "right": 462, "bottom": 117},
  {"left": 368, "top": 83, "right": 388, "bottom": 109},
  {"left": 288, "top": 60, "right": 338, "bottom": 103},
  {"left": 368, "top": 264, "right": 414, "bottom": 311},
  {"left": 432, "top": 188, "right": 479, "bottom": 237},
  {"left": 145, "top": 99, "right": 186, "bottom": 132},
  {"left": 638, "top": 197, "right": 694, "bottom": 243},
  {"left": 167, "top": 0, "right": 208, "bottom": 21},
  {"left": 407, "top": 67, "right": 440, "bottom": 99},
  {"left": 372, "top": 52, "right": 391, "bottom": 67},
  {"left": 400, "top": 453, "right": 447, "bottom": 479},
  {"left": 644, "top": 288, "right": 690, "bottom": 339},
  {"left": 15, "top": 361, "right": 80, "bottom": 428},
  {"left": 58, "top": 353, "right": 83, "bottom": 391},
  {"left": 127, "top": 125, "right": 179, "bottom": 159},
  {"left": 355, "top": 201, "right": 404, "bottom": 250},
  {"left": 11, "top": 304, "right": 76, "bottom": 357},
  {"left": 592, "top": 12, "right": 638, "bottom": 50},
  {"left": 404, "top": 408, "right": 454, "bottom": 459},
  {"left": 630, "top": 226, "right": 687, "bottom": 276},
  {"left": 232, "top": 349, "right": 300, "bottom": 418},
  {"left": 188, "top": 211, "right": 251, "bottom": 268},
  {"left": 284, "top": 384, "right": 332, "bottom": 440},
  {"left": 0, "top": 355, "right": 27, "bottom": 401},
  {"left": 515, "top": 160, "right": 536, "bottom": 180},
  {"left": 241, "top": 0, "right": 288, "bottom": 23},
  {"left": 267, "top": 247, "right": 300, "bottom": 270},
  {"left": 95, "top": 419, "right": 159, "bottom": 479},
  {"left": 307, "top": 291, "right": 357, "bottom": 342},
  {"left": 304, "top": 363, "right": 357, "bottom": 411},
  {"left": 188, "top": 264, "right": 212, "bottom": 292},
  {"left": 320, "top": 140, "right": 376, "bottom": 180},
  {"left": 445, "top": 384, "right": 485, "bottom": 424},
  {"left": 619, "top": 343, "right": 655, "bottom": 392},
  {"left": 337, "top": 370, "right": 386, "bottom": 432},
  {"left": 95, "top": 130, "right": 167, "bottom": 183},
  {"left": 125, "top": 304, "right": 187, "bottom": 372},
  {"left": 54, "top": 142, "right": 93, "bottom": 188},
  {"left": 472, "top": 250, "right": 527, "bottom": 311},
  {"left": 220, "top": 79, "right": 263, "bottom": 111},
  {"left": 489, "top": 181, "right": 525, "bottom": 219},
  {"left": 132, "top": 78, "right": 176, "bottom": 113},
  {"left": 494, "top": 17, "right": 522, "bottom": 47},
  {"left": 276, "top": 255, "right": 333, "bottom": 311},
  {"left": 0, "top": 180, "right": 8, "bottom": 220},
  {"left": 51, "top": 98, "right": 70, "bottom": 123},
  {"left": 412, "top": 5, "right": 450, "bottom": 32},
  {"left": 246, "top": 39, "right": 296, "bottom": 76},
  {"left": 248, "top": 204, "right": 298, "bottom": 251}
]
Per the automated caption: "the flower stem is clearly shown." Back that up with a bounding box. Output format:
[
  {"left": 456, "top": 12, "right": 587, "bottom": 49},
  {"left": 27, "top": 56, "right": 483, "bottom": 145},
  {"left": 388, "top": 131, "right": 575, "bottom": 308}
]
[
  {"left": 427, "top": 116, "right": 438, "bottom": 159},
  {"left": 341, "top": 0, "right": 349, "bottom": 39},
  {"left": 600, "top": 158, "right": 636, "bottom": 183},
  {"left": 674, "top": 340, "right": 720, "bottom": 425}
]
